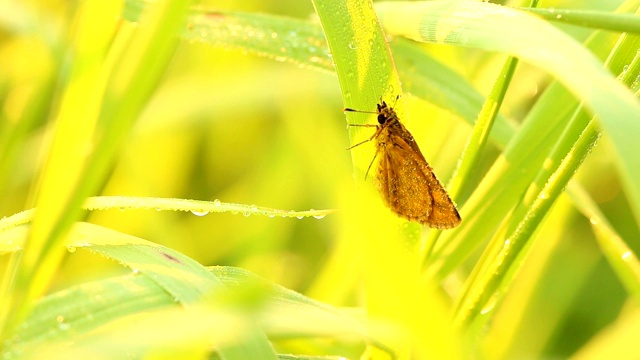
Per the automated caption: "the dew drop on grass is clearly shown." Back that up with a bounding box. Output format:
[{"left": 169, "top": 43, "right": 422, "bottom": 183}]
[
  {"left": 622, "top": 251, "right": 633, "bottom": 262},
  {"left": 480, "top": 304, "right": 494, "bottom": 315},
  {"left": 191, "top": 210, "right": 209, "bottom": 216},
  {"left": 56, "top": 316, "right": 70, "bottom": 331},
  {"left": 66, "top": 246, "right": 76, "bottom": 253}
]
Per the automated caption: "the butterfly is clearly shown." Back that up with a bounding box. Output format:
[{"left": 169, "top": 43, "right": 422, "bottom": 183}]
[{"left": 345, "top": 97, "right": 461, "bottom": 229}]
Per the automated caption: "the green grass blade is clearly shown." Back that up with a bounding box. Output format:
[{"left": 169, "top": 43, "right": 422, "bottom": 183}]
[
  {"left": 454, "top": 118, "right": 600, "bottom": 328},
  {"left": 0, "top": 0, "right": 193, "bottom": 341},
  {"left": 449, "top": 6, "right": 640, "bottom": 328},
  {"left": 376, "top": 1, "right": 640, "bottom": 229},
  {"left": 0, "top": 1, "right": 124, "bottom": 337},
  {"left": 311, "top": 0, "right": 463, "bottom": 358},
  {"left": 568, "top": 184, "right": 640, "bottom": 301},
  {"left": 123, "top": 0, "right": 516, "bottom": 147},
  {"left": 520, "top": 7, "right": 640, "bottom": 34},
  {"left": 0, "top": 221, "right": 374, "bottom": 358}
]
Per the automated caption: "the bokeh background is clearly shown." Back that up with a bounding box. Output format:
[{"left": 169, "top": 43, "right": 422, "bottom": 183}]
[{"left": 1, "top": 0, "right": 639, "bottom": 358}]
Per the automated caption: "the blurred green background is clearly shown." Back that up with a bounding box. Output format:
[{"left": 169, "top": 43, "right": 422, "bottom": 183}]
[{"left": 1, "top": 0, "right": 640, "bottom": 358}]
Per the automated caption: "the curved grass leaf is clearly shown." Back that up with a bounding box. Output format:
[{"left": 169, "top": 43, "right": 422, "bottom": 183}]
[
  {"left": 0, "top": 222, "right": 373, "bottom": 357},
  {"left": 376, "top": 0, "right": 640, "bottom": 232},
  {"left": 0, "top": 0, "right": 194, "bottom": 339},
  {"left": 122, "top": 0, "right": 516, "bottom": 147},
  {"left": 520, "top": 7, "right": 640, "bottom": 34}
]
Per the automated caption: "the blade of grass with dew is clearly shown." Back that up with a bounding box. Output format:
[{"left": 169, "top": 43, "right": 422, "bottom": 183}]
[
  {"left": 25, "top": 306, "right": 274, "bottom": 359},
  {"left": 454, "top": 119, "right": 601, "bottom": 329},
  {"left": 451, "top": 19, "right": 640, "bottom": 330},
  {"left": 312, "top": 0, "right": 462, "bottom": 358},
  {"left": 453, "top": 16, "right": 640, "bottom": 329},
  {"left": 0, "top": 223, "right": 276, "bottom": 359},
  {"left": 568, "top": 183, "right": 640, "bottom": 301},
  {"left": 482, "top": 195, "right": 603, "bottom": 359},
  {"left": 421, "top": 56, "right": 519, "bottom": 263},
  {"left": 520, "top": 7, "right": 640, "bottom": 34},
  {"left": 2, "top": 0, "right": 193, "bottom": 338},
  {"left": 312, "top": 0, "right": 420, "bottom": 354},
  {"left": 0, "top": 222, "right": 377, "bottom": 356},
  {"left": 0, "top": 197, "right": 333, "bottom": 235},
  {"left": 390, "top": 37, "right": 517, "bottom": 148},
  {"left": 451, "top": 101, "right": 590, "bottom": 329},
  {"left": 0, "top": 1, "right": 124, "bottom": 338},
  {"left": 0, "top": 0, "right": 194, "bottom": 344},
  {"left": 453, "top": 101, "right": 592, "bottom": 309},
  {"left": 123, "top": 0, "right": 516, "bottom": 147},
  {"left": 375, "top": 0, "right": 640, "bottom": 234},
  {"left": 378, "top": 1, "right": 639, "bottom": 279},
  {"left": 82, "top": 196, "right": 335, "bottom": 219},
  {"left": 428, "top": 81, "right": 584, "bottom": 277}
]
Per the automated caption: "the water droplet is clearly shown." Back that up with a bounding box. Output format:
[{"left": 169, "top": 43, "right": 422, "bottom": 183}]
[
  {"left": 242, "top": 212, "right": 251, "bottom": 217},
  {"left": 268, "top": 214, "right": 276, "bottom": 218},
  {"left": 348, "top": 41, "right": 357, "bottom": 50},
  {"left": 539, "top": 191, "right": 549, "bottom": 199},
  {"left": 296, "top": 215, "right": 304, "bottom": 219},
  {"left": 480, "top": 305, "right": 493, "bottom": 315},
  {"left": 66, "top": 246, "right": 76, "bottom": 253},
  {"left": 589, "top": 216, "right": 600, "bottom": 225},
  {"left": 132, "top": 269, "right": 139, "bottom": 275},
  {"left": 56, "top": 315, "right": 70, "bottom": 331},
  {"left": 213, "top": 199, "right": 222, "bottom": 206},
  {"left": 622, "top": 251, "right": 633, "bottom": 261},
  {"left": 556, "top": 14, "right": 562, "bottom": 19},
  {"left": 191, "top": 210, "right": 209, "bottom": 216}
]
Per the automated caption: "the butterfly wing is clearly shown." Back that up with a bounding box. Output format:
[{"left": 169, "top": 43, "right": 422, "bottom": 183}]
[{"left": 376, "top": 129, "right": 461, "bottom": 229}]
